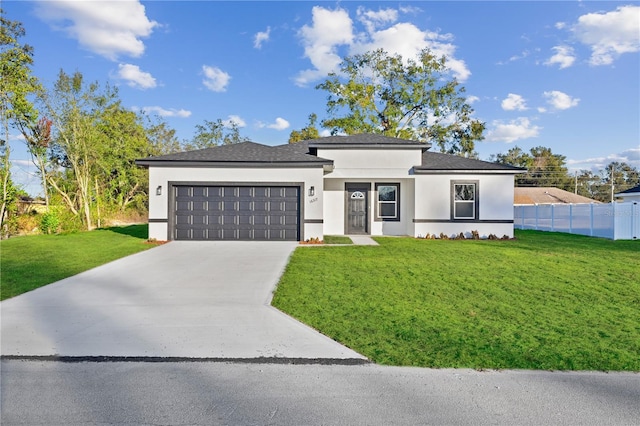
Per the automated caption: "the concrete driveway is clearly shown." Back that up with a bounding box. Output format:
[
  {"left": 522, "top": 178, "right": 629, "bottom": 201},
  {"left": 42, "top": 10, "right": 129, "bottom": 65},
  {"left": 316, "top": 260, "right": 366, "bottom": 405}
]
[{"left": 0, "top": 242, "right": 365, "bottom": 360}]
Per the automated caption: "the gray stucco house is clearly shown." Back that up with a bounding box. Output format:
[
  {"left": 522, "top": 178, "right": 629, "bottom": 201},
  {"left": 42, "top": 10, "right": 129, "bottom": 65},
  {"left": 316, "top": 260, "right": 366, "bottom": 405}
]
[{"left": 136, "top": 134, "right": 524, "bottom": 241}]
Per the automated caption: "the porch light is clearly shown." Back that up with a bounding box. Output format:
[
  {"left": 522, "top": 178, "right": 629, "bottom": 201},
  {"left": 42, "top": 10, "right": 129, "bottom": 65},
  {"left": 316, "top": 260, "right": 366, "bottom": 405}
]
[
  {"left": 156, "top": 185, "right": 162, "bottom": 196},
  {"left": 308, "top": 186, "right": 315, "bottom": 197}
]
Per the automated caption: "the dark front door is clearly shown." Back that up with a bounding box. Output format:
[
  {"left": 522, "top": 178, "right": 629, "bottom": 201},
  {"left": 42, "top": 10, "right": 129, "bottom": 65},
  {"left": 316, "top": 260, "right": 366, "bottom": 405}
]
[{"left": 346, "top": 184, "right": 370, "bottom": 234}]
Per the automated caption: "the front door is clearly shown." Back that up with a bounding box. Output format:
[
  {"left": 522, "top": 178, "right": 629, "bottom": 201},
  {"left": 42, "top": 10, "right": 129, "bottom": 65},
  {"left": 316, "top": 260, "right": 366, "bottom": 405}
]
[{"left": 346, "top": 184, "right": 370, "bottom": 234}]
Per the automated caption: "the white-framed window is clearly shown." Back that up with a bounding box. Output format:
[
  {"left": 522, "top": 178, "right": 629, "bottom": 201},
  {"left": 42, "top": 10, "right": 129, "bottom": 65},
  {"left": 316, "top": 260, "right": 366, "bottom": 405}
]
[
  {"left": 376, "top": 183, "right": 400, "bottom": 221},
  {"left": 452, "top": 181, "right": 478, "bottom": 220}
]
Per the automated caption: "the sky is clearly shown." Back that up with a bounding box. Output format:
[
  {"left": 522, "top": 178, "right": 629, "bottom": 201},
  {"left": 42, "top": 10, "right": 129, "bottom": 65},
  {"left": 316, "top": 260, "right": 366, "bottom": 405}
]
[{"left": 5, "top": 0, "right": 640, "bottom": 196}]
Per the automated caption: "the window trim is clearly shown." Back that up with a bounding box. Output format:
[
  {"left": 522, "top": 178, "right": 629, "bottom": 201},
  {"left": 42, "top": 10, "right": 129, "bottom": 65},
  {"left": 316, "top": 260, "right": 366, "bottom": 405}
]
[
  {"left": 450, "top": 180, "right": 479, "bottom": 221},
  {"left": 375, "top": 183, "right": 400, "bottom": 222}
]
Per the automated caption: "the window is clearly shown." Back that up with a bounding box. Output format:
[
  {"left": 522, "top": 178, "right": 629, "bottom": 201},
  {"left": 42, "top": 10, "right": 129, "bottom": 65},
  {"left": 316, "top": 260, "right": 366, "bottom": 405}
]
[
  {"left": 452, "top": 181, "right": 478, "bottom": 220},
  {"left": 376, "top": 183, "right": 400, "bottom": 221}
]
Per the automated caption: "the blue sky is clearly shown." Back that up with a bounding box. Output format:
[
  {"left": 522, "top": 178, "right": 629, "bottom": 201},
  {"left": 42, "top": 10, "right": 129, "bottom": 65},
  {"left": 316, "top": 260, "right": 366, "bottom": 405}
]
[{"left": 6, "top": 1, "right": 640, "bottom": 196}]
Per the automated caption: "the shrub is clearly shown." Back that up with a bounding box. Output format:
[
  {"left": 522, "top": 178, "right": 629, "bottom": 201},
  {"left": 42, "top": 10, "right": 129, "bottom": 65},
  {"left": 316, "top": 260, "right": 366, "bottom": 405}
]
[{"left": 40, "top": 210, "right": 61, "bottom": 234}]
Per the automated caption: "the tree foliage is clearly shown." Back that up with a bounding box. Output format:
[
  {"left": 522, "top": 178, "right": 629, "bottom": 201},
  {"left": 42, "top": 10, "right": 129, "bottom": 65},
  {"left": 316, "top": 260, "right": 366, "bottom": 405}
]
[
  {"left": 0, "top": 10, "right": 42, "bottom": 236},
  {"left": 493, "top": 146, "right": 572, "bottom": 190},
  {"left": 144, "top": 116, "right": 182, "bottom": 156},
  {"left": 316, "top": 48, "right": 484, "bottom": 156},
  {"left": 288, "top": 113, "right": 320, "bottom": 143},
  {"left": 184, "top": 119, "right": 249, "bottom": 150},
  {"left": 41, "top": 70, "right": 151, "bottom": 229},
  {"left": 576, "top": 162, "right": 639, "bottom": 202}
]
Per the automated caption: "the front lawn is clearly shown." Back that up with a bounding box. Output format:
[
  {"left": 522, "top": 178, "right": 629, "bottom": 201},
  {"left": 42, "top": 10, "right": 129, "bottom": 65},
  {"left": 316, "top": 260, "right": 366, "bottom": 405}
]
[
  {"left": 272, "top": 230, "right": 640, "bottom": 371},
  {"left": 0, "top": 225, "right": 154, "bottom": 301}
]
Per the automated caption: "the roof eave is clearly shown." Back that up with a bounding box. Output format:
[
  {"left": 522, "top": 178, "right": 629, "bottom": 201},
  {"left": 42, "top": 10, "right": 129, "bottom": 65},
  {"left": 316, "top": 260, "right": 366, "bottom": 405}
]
[
  {"left": 413, "top": 168, "right": 527, "bottom": 174},
  {"left": 135, "top": 160, "right": 332, "bottom": 168}
]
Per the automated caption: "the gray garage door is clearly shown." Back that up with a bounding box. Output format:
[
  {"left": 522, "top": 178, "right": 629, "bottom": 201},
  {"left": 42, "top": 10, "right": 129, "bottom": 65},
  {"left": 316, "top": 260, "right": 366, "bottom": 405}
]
[{"left": 173, "top": 185, "right": 300, "bottom": 241}]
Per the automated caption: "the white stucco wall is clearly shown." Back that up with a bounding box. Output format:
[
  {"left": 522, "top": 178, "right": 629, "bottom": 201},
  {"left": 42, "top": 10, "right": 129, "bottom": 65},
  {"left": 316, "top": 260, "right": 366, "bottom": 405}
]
[
  {"left": 413, "top": 173, "right": 516, "bottom": 238},
  {"left": 323, "top": 178, "right": 415, "bottom": 236},
  {"left": 317, "top": 149, "right": 422, "bottom": 177},
  {"left": 147, "top": 166, "right": 325, "bottom": 241}
]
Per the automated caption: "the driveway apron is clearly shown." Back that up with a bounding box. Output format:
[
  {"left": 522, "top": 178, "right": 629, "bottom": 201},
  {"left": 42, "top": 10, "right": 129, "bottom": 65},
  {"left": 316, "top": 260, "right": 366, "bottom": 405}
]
[{"left": 1, "top": 242, "right": 365, "bottom": 360}]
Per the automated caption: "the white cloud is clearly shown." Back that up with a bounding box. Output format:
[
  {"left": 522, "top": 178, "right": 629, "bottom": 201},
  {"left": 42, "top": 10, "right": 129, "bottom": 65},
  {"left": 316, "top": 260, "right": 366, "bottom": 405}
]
[
  {"left": 567, "top": 147, "right": 640, "bottom": 171},
  {"left": 115, "top": 64, "right": 156, "bottom": 89},
  {"left": 466, "top": 95, "right": 479, "bottom": 104},
  {"left": 572, "top": 5, "right": 640, "bottom": 66},
  {"left": 357, "top": 7, "right": 398, "bottom": 33},
  {"left": 202, "top": 65, "right": 231, "bottom": 92},
  {"left": 254, "top": 26, "right": 271, "bottom": 49},
  {"left": 295, "top": 6, "right": 471, "bottom": 86},
  {"left": 544, "top": 45, "right": 576, "bottom": 69},
  {"left": 136, "top": 106, "right": 191, "bottom": 118},
  {"left": 35, "top": 0, "right": 157, "bottom": 60},
  {"left": 543, "top": 90, "right": 580, "bottom": 111},
  {"left": 267, "top": 117, "right": 290, "bottom": 131},
  {"left": 296, "top": 7, "right": 354, "bottom": 86},
  {"left": 555, "top": 22, "right": 567, "bottom": 30},
  {"left": 486, "top": 117, "right": 541, "bottom": 143},
  {"left": 501, "top": 93, "right": 528, "bottom": 111},
  {"left": 223, "top": 115, "right": 246, "bottom": 128}
]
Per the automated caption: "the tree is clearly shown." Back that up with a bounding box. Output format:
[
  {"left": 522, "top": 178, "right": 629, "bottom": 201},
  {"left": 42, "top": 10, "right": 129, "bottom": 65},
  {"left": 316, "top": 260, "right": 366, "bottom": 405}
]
[
  {"left": 493, "top": 146, "right": 571, "bottom": 190},
  {"left": 184, "top": 119, "right": 249, "bottom": 151},
  {"left": 144, "top": 116, "right": 181, "bottom": 156},
  {"left": 288, "top": 113, "right": 320, "bottom": 143},
  {"left": 0, "top": 10, "right": 42, "bottom": 236},
  {"left": 95, "top": 103, "right": 149, "bottom": 214},
  {"left": 42, "top": 70, "right": 119, "bottom": 230},
  {"left": 316, "top": 48, "right": 484, "bottom": 156}
]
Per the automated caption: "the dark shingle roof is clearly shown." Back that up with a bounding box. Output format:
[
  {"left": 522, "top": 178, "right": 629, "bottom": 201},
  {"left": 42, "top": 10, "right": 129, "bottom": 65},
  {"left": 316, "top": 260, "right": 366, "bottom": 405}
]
[
  {"left": 307, "top": 133, "right": 429, "bottom": 148},
  {"left": 416, "top": 151, "right": 526, "bottom": 173},
  {"left": 136, "top": 141, "right": 332, "bottom": 167},
  {"left": 616, "top": 184, "right": 640, "bottom": 195},
  {"left": 136, "top": 135, "right": 525, "bottom": 175}
]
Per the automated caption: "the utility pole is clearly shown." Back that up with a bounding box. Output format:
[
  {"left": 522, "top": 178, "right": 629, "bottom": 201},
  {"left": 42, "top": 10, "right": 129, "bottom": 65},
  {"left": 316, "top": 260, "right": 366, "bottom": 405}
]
[
  {"left": 610, "top": 166, "right": 615, "bottom": 203},
  {"left": 574, "top": 171, "right": 578, "bottom": 194}
]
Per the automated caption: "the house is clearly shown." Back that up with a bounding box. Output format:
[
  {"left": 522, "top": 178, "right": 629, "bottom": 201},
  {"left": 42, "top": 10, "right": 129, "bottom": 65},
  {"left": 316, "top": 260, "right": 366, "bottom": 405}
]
[
  {"left": 615, "top": 184, "right": 640, "bottom": 202},
  {"left": 514, "top": 187, "right": 601, "bottom": 205},
  {"left": 136, "top": 134, "right": 525, "bottom": 241}
]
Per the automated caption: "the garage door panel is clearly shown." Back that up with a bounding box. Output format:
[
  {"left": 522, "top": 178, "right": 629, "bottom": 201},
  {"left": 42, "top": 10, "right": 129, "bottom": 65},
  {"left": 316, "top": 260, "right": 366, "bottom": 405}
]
[{"left": 174, "top": 185, "right": 300, "bottom": 241}]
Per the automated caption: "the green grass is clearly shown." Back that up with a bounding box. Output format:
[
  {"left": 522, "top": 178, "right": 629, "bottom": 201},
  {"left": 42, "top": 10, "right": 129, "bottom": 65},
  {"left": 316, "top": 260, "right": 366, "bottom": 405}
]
[
  {"left": 0, "top": 225, "right": 153, "bottom": 301},
  {"left": 323, "top": 235, "right": 353, "bottom": 244},
  {"left": 273, "top": 230, "right": 640, "bottom": 371}
]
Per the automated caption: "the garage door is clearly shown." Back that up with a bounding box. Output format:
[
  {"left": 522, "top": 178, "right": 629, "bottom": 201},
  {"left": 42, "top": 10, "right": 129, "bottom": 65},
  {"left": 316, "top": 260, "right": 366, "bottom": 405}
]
[{"left": 173, "top": 185, "right": 300, "bottom": 241}]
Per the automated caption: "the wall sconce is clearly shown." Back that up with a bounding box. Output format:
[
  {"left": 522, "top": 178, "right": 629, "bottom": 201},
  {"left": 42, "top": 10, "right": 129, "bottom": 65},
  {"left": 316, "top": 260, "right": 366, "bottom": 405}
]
[
  {"left": 308, "top": 186, "right": 315, "bottom": 197},
  {"left": 156, "top": 185, "right": 162, "bottom": 196}
]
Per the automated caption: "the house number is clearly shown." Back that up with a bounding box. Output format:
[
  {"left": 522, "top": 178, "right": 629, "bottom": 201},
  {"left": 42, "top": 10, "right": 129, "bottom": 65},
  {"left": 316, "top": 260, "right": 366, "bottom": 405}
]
[{"left": 309, "top": 197, "right": 318, "bottom": 203}]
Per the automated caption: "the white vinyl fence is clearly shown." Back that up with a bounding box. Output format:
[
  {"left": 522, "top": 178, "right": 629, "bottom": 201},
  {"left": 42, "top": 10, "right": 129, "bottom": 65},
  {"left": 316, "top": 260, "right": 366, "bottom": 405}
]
[{"left": 514, "top": 202, "right": 639, "bottom": 240}]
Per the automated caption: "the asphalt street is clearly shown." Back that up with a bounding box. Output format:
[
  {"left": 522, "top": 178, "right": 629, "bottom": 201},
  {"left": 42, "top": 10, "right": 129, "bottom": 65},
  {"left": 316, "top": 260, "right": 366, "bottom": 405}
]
[{"left": 2, "top": 360, "right": 639, "bottom": 425}]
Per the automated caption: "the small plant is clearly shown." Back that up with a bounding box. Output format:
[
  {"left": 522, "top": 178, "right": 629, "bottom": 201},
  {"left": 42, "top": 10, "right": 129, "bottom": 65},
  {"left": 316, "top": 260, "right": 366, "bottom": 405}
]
[
  {"left": 301, "top": 237, "right": 323, "bottom": 244},
  {"left": 40, "top": 210, "right": 61, "bottom": 234},
  {"left": 471, "top": 230, "right": 480, "bottom": 240}
]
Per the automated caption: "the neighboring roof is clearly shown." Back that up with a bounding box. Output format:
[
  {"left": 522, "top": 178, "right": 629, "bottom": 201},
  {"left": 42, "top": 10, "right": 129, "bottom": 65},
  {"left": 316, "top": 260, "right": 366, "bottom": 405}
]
[
  {"left": 615, "top": 184, "right": 640, "bottom": 196},
  {"left": 415, "top": 151, "right": 526, "bottom": 173},
  {"left": 308, "top": 133, "right": 430, "bottom": 149},
  {"left": 514, "top": 187, "right": 601, "bottom": 205},
  {"left": 136, "top": 141, "right": 332, "bottom": 167}
]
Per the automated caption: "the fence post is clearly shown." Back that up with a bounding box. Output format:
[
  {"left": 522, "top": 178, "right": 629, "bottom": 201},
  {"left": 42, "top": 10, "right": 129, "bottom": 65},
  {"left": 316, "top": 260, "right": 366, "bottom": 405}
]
[
  {"left": 590, "top": 203, "right": 594, "bottom": 237},
  {"left": 612, "top": 202, "right": 617, "bottom": 240},
  {"left": 569, "top": 204, "right": 573, "bottom": 233},
  {"left": 551, "top": 204, "right": 554, "bottom": 231},
  {"left": 535, "top": 204, "right": 539, "bottom": 230},
  {"left": 632, "top": 202, "right": 637, "bottom": 240}
]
